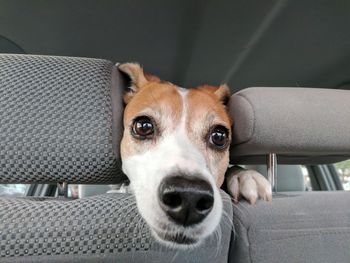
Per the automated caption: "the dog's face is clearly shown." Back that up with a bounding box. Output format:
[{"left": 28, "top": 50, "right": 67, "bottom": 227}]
[{"left": 119, "top": 63, "right": 231, "bottom": 247}]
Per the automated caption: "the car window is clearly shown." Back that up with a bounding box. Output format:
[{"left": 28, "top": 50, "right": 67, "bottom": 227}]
[
  {"left": 65, "top": 184, "right": 129, "bottom": 198},
  {"left": 0, "top": 184, "right": 29, "bottom": 197},
  {"left": 334, "top": 160, "right": 350, "bottom": 190},
  {"left": 301, "top": 165, "right": 312, "bottom": 191}
]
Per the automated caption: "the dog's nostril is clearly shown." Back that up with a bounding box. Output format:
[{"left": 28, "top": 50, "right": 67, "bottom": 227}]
[
  {"left": 196, "top": 196, "right": 214, "bottom": 212},
  {"left": 159, "top": 176, "right": 214, "bottom": 226},
  {"left": 162, "top": 192, "right": 182, "bottom": 209}
]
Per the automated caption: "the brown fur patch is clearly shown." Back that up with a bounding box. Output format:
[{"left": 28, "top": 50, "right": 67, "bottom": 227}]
[
  {"left": 121, "top": 82, "right": 183, "bottom": 157},
  {"left": 119, "top": 62, "right": 233, "bottom": 188},
  {"left": 187, "top": 86, "right": 232, "bottom": 186}
]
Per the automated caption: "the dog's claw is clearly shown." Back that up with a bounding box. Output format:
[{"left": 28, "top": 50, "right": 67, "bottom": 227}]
[{"left": 226, "top": 166, "right": 272, "bottom": 204}]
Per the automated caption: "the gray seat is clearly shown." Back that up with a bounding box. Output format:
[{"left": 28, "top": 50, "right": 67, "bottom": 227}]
[
  {"left": 230, "top": 192, "right": 350, "bottom": 263},
  {"left": 2, "top": 54, "right": 349, "bottom": 263},
  {"left": 0, "top": 192, "right": 233, "bottom": 263},
  {"left": 228, "top": 87, "right": 350, "bottom": 263},
  {"left": 0, "top": 54, "right": 233, "bottom": 263},
  {"left": 229, "top": 87, "right": 350, "bottom": 164}
]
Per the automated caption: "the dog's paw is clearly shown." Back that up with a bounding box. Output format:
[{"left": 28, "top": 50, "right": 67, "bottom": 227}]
[{"left": 226, "top": 166, "right": 272, "bottom": 204}]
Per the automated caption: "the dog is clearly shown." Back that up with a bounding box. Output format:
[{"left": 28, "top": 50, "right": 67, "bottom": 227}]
[{"left": 118, "top": 63, "right": 271, "bottom": 247}]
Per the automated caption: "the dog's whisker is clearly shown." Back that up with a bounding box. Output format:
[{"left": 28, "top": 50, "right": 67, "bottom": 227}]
[
  {"left": 121, "top": 205, "right": 137, "bottom": 214},
  {"left": 232, "top": 202, "right": 250, "bottom": 217},
  {"left": 214, "top": 224, "right": 222, "bottom": 257},
  {"left": 124, "top": 205, "right": 139, "bottom": 216},
  {"left": 221, "top": 194, "right": 237, "bottom": 205},
  {"left": 220, "top": 212, "right": 236, "bottom": 237},
  {"left": 221, "top": 209, "right": 234, "bottom": 225},
  {"left": 212, "top": 227, "right": 219, "bottom": 256},
  {"left": 121, "top": 195, "right": 135, "bottom": 200},
  {"left": 221, "top": 218, "right": 235, "bottom": 233},
  {"left": 135, "top": 215, "right": 146, "bottom": 232},
  {"left": 170, "top": 250, "right": 180, "bottom": 263},
  {"left": 123, "top": 198, "right": 136, "bottom": 205},
  {"left": 121, "top": 202, "right": 137, "bottom": 213},
  {"left": 120, "top": 198, "right": 136, "bottom": 205},
  {"left": 121, "top": 199, "right": 136, "bottom": 206},
  {"left": 219, "top": 225, "right": 223, "bottom": 254},
  {"left": 221, "top": 210, "right": 237, "bottom": 241},
  {"left": 126, "top": 206, "right": 139, "bottom": 215},
  {"left": 222, "top": 210, "right": 234, "bottom": 223},
  {"left": 221, "top": 194, "right": 233, "bottom": 201}
]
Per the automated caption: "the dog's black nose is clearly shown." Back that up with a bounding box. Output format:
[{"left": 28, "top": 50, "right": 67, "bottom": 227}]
[{"left": 158, "top": 176, "right": 214, "bottom": 226}]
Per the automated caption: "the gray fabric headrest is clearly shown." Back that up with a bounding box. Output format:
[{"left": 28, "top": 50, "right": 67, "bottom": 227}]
[
  {"left": 229, "top": 87, "right": 350, "bottom": 164},
  {"left": 0, "top": 54, "right": 126, "bottom": 183}
]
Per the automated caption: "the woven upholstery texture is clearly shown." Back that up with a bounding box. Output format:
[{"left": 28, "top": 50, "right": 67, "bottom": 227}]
[
  {"left": 0, "top": 194, "right": 151, "bottom": 258},
  {"left": 228, "top": 87, "right": 350, "bottom": 164},
  {"left": 0, "top": 54, "right": 124, "bottom": 183},
  {"left": 229, "top": 191, "right": 350, "bottom": 263},
  {"left": 0, "top": 192, "right": 233, "bottom": 263}
]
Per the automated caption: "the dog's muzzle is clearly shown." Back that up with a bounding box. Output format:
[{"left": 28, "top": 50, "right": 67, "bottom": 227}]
[{"left": 158, "top": 176, "right": 214, "bottom": 227}]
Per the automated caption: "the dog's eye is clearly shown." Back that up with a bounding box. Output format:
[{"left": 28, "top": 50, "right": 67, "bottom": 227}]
[
  {"left": 209, "top": 126, "right": 229, "bottom": 149},
  {"left": 132, "top": 116, "right": 155, "bottom": 139}
]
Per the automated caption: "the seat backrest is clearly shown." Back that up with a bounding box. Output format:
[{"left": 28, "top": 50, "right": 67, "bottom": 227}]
[
  {"left": 227, "top": 87, "right": 350, "bottom": 263},
  {"left": 0, "top": 54, "right": 234, "bottom": 263},
  {"left": 229, "top": 87, "right": 350, "bottom": 164},
  {"left": 0, "top": 54, "right": 126, "bottom": 184},
  {"left": 229, "top": 191, "right": 350, "bottom": 263}
]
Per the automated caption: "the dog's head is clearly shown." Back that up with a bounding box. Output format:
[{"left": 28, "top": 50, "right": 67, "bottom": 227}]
[{"left": 119, "top": 63, "right": 231, "bottom": 247}]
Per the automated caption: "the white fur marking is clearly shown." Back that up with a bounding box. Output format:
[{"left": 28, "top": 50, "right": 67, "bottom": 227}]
[
  {"left": 122, "top": 87, "right": 223, "bottom": 246},
  {"left": 226, "top": 168, "right": 272, "bottom": 204}
]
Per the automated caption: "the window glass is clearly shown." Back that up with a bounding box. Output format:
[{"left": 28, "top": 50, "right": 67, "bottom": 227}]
[
  {"left": 66, "top": 184, "right": 130, "bottom": 198},
  {"left": 301, "top": 165, "right": 312, "bottom": 191},
  {"left": 334, "top": 160, "right": 350, "bottom": 190},
  {"left": 0, "top": 184, "right": 29, "bottom": 197}
]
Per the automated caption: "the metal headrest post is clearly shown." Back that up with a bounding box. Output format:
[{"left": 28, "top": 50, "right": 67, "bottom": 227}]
[
  {"left": 57, "top": 182, "right": 68, "bottom": 198},
  {"left": 267, "top": 153, "right": 277, "bottom": 192}
]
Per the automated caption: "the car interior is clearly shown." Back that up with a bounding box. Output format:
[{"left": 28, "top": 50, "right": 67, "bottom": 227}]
[{"left": 0, "top": 1, "right": 350, "bottom": 263}]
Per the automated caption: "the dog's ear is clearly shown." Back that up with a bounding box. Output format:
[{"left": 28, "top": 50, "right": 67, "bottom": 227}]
[
  {"left": 197, "top": 84, "right": 231, "bottom": 106},
  {"left": 118, "top": 62, "right": 149, "bottom": 104},
  {"left": 214, "top": 84, "right": 231, "bottom": 106},
  {"left": 144, "top": 73, "right": 161, "bottom": 83}
]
